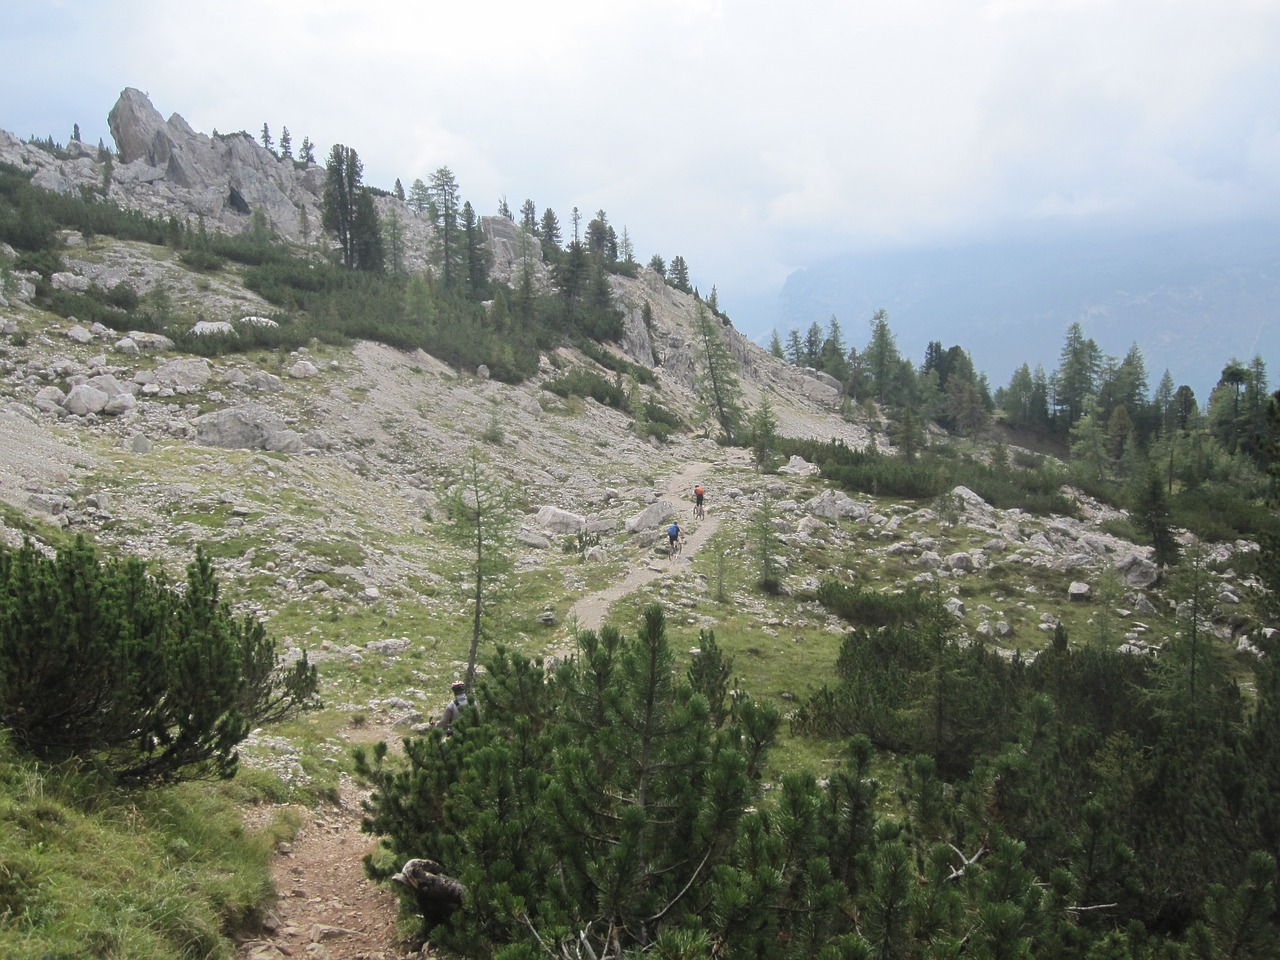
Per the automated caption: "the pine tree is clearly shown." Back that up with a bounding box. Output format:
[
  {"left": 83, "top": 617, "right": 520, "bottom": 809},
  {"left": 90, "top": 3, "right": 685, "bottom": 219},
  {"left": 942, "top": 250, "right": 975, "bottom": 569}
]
[
  {"left": 1132, "top": 466, "right": 1179, "bottom": 573},
  {"left": 351, "top": 188, "right": 384, "bottom": 272},
  {"left": 864, "top": 308, "right": 905, "bottom": 405},
  {"left": 0, "top": 537, "right": 317, "bottom": 785},
  {"left": 519, "top": 198, "right": 538, "bottom": 235},
  {"left": 539, "top": 207, "right": 562, "bottom": 262},
  {"left": 669, "top": 255, "right": 691, "bottom": 292},
  {"left": 321, "top": 144, "right": 362, "bottom": 269},
  {"left": 461, "top": 200, "right": 489, "bottom": 298},
  {"left": 781, "top": 329, "right": 801, "bottom": 366},
  {"left": 1053, "top": 322, "right": 1102, "bottom": 429},
  {"left": 279, "top": 126, "right": 292, "bottom": 159},
  {"left": 260, "top": 122, "right": 273, "bottom": 153}
]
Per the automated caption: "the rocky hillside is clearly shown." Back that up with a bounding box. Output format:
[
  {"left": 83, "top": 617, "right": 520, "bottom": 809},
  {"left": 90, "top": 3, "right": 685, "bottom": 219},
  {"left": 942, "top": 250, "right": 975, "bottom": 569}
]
[{"left": 0, "top": 90, "right": 1267, "bottom": 750}]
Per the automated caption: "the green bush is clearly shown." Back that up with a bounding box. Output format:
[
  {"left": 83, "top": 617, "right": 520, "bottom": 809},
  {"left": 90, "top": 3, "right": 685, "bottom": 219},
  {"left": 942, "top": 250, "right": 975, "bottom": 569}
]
[{"left": 0, "top": 537, "right": 319, "bottom": 786}]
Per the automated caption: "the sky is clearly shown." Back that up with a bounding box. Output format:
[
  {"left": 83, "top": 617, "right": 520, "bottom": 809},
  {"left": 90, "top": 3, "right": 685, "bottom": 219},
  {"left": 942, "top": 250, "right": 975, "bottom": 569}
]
[{"left": 4, "top": 0, "right": 1280, "bottom": 344}]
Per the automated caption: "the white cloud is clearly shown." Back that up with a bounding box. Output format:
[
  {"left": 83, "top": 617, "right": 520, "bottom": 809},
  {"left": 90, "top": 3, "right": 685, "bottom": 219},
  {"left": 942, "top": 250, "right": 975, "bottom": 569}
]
[{"left": 4, "top": 0, "right": 1280, "bottom": 327}]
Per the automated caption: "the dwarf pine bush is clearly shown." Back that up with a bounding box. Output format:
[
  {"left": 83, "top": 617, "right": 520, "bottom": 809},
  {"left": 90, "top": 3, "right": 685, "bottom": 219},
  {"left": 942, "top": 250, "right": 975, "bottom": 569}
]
[{"left": 0, "top": 536, "right": 318, "bottom": 786}]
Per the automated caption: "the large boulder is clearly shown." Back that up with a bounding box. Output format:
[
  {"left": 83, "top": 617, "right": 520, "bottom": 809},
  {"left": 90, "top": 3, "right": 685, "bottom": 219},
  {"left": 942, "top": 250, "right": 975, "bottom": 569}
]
[
  {"left": 62, "top": 383, "right": 109, "bottom": 416},
  {"left": 1115, "top": 554, "right": 1159, "bottom": 589},
  {"left": 153, "top": 357, "right": 211, "bottom": 392},
  {"left": 536, "top": 506, "right": 587, "bottom": 535},
  {"left": 625, "top": 500, "right": 680, "bottom": 533},
  {"left": 194, "top": 403, "right": 293, "bottom": 451},
  {"left": 804, "top": 489, "right": 869, "bottom": 521}
]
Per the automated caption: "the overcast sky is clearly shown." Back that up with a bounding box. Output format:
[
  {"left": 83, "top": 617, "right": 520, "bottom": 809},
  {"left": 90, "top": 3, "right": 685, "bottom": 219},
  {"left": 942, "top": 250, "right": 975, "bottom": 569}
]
[{"left": 5, "top": 0, "right": 1280, "bottom": 341}]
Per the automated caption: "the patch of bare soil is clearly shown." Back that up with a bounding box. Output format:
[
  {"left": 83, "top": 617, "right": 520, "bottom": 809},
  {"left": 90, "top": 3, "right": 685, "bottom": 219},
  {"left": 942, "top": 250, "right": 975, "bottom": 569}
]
[{"left": 238, "top": 729, "right": 417, "bottom": 960}]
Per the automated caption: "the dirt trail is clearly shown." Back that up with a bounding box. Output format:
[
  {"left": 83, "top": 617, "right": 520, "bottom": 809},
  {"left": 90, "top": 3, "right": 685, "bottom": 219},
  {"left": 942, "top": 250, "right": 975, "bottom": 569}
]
[
  {"left": 238, "top": 731, "right": 410, "bottom": 960},
  {"left": 237, "top": 462, "right": 729, "bottom": 960},
  {"left": 569, "top": 460, "right": 720, "bottom": 632}
]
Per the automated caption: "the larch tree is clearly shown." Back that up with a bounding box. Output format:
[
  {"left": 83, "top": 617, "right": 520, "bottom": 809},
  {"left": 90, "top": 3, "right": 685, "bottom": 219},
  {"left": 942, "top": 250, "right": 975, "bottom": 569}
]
[
  {"left": 445, "top": 447, "right": 515, "bottom": 689},
  {"left": 430, "top": 166, "right": 462, "bottom": 289},
  {"left": 692, "top": 300, "right": 745, "bottom": 444},
  {"left": 407, "top": 178, "right": 431, "bottom": 214}
]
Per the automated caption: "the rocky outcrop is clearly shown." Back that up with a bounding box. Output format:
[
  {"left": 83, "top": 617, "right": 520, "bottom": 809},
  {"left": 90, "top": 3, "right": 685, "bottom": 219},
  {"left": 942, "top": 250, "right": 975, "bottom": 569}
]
[{"left": 193, "top": 403, "right": 301, "bottom": 452}]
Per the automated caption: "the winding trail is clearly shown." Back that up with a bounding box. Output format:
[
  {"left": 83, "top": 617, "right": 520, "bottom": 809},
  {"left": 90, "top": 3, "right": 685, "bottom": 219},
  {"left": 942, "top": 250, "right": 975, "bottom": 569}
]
[{"left": 568, "top": 460, "right": 721, "bottom": 632}]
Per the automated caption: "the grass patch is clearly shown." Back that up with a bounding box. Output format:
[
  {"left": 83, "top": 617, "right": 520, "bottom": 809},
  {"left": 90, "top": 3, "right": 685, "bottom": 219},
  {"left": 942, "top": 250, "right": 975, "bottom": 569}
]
[{"left": 0, "top": 737, "right": 282, "bottom": 959}]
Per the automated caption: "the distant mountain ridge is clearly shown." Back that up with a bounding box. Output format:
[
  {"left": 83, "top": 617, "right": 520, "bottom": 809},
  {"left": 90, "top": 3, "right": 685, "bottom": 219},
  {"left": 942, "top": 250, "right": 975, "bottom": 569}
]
[{"left": 775, "top": 222, "right": 1280, "bottom": 397}]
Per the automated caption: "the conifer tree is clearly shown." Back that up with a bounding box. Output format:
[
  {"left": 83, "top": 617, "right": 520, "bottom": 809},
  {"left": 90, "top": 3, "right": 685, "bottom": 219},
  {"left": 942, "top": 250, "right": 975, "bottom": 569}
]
[
  {"left": 430, "top": 166, "right": 462, "bottom": 289},
  {"left": 408, "top": 178, "right": 430, "bottom": 214},
  {"left": 279, "top": 126, "right": 292, "bottom": 159},
  {"left": 444, "top": 448, "right": 515, "bottom": 687},
  {"left": 768, "top": 329, "right": 785, "bottom": 359},
  {"left": 692, "top": 301, "right": 745, "bottom": 444},
  {"left": 519, "top": 198, "right": 538, "bottom": 235},
  {"left": 350, "top": 188, "right": 384, "bottom": 272},
  {"left": 539, "top": 207, "right": 562, "bottom": 261},
  {"left": 322, "top": 144, "right": 363, "bottom": 269},
  {"left": 669, "top": 255, "right": 691, "bottom": 292},
  {"left": 0, "top": 537, "right": 317, "bottom": 785},
  {"left": 750, "top": 396, "right": 780, "bottom": 473},
  {"left": 460, "top": 200, "right": 489, "bottom": 298}
]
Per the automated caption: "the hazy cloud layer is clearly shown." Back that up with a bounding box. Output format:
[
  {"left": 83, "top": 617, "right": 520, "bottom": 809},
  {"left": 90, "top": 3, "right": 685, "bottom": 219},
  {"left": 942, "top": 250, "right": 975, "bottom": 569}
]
[{"left": 5, "top": 0, "right": 1279, "bottom": 335}]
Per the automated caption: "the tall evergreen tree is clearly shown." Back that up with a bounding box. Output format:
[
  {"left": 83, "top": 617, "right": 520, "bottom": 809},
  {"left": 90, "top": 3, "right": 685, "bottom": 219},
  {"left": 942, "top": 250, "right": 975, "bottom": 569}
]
[
  {"left": 864, "top": 308, "right": 906, "bottom": 405},
  {"left": 768, "top": 329, "right": 785, "bottom": 359},
  {"left": 519, "top": 198, "right": 538, "bottom": 235},
  {"left": 321, "top": 144, "right": 362, "bottom": 269},
  {"left": 408, "top": 178, "right": 431, "bottom": 214},
  {"left": 430, "top": 166, "right": 462, "bottom": 289},
  {"left": 279, "top": 126, "right": 292, "bottom": 159},
  {"left": 1053, "top": 322, "right": 1102, "bottom": 429},
  {"left": 350, "top": 188, "right": 384, "bottom": 272},
  {"left": 539, "top": 207, "right": 562, "bottom": 262},
  {"left": 460, "top": 200, "right": 489, "bottom": 299},
  {"left": 669, "top": 255, "right": 691, "bottom": 292}
]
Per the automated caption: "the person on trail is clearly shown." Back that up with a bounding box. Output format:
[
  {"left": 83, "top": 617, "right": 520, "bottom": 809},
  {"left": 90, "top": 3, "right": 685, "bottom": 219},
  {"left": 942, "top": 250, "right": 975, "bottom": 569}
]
[
  {"left": 438, "top": 680, "right": 468, "bottom": 733},
  {"left": 693, "top": 484, "right": 705, "bottom": 519},
  {"left": 667, "top": 520, "right": 683, "bottom": 558}
]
